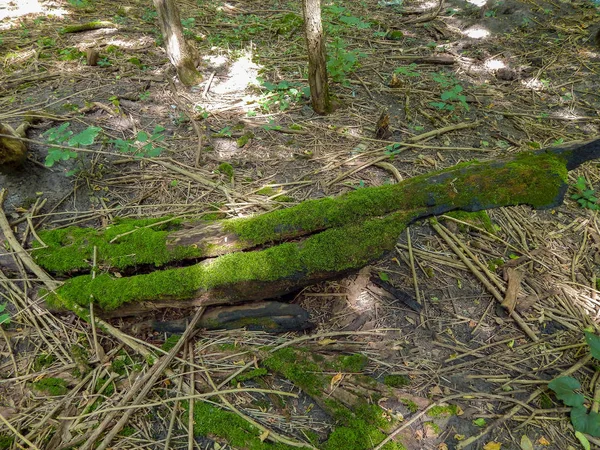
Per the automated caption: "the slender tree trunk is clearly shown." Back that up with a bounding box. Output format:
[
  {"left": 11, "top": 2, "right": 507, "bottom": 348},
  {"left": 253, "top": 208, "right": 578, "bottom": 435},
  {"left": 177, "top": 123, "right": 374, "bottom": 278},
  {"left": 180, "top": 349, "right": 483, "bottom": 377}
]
[
  {"left": 153, "top": 0, "right": 202, "bottom": 86},
  {"left": 302, "top": 0, "right": 331, "bottom": 114}
]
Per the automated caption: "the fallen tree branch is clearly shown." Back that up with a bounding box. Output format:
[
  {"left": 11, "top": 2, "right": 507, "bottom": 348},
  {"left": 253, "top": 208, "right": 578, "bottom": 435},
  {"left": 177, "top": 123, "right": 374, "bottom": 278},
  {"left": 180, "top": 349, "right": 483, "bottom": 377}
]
[{"left": 29, "top": 139, "right": 600, "bottom": 318}]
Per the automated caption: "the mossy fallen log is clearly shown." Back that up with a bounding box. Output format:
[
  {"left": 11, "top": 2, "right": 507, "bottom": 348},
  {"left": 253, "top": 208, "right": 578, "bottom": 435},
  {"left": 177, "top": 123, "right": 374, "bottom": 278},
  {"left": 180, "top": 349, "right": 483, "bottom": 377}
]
[{"left": 35, "top": 139, "right": 600, "bottom": 315}]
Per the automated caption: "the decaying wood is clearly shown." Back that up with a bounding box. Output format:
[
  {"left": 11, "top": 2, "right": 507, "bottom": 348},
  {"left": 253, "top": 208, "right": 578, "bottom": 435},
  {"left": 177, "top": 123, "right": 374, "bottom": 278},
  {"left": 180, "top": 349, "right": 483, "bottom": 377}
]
[{"left": 26, "top": 139, "right": 600, "bottom": 318}]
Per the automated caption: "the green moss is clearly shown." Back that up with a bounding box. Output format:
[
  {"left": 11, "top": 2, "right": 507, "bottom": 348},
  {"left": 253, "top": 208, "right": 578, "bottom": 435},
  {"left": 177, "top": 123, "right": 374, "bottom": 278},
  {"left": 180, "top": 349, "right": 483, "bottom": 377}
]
[
  {"left": 426, "top": 404, "right": 458, "bottom": 418},
  {"left": 33, "top": 217, "right": 202, "bottom": 273},
  {"left": 274, "top": 195, "right": 295, "bottom": 202},
  {"left": 237, "top": 133, "right": 253, "bottom": 147},
  {"left": 384, "top": 374, "right": 411, "bottom": 388},
  {"left": 161, "top": 335, "right": 181, "bottom": 352},
  {"left": 36, "top": 151, "right": 569, "bottom": 276},
  {"left": 110, "top": 352, "right": 137, "bottom": 375},
  {"left": 120, "top": 426, "right": 136, "bottom": 437},
  {"left": 334, "top": 354, "right": 368, "bottom": 372},
  {"left": 190, "top": 401, "right": 295, "bottom": 449},
  {"left": 224, "top": 151, "right": 568, "bottom": 246},
  {"left": 71, "top": 343, "right": 91, "bottom": 376},
  {"left": 400, "top": 398, "right": 418, "bottom": 413},
  {"left": 264, "top": 348, "right": 325, "bottom": 396},
  {"left": 324, "top": 401, "right": 401, "bottom": 450},
  {"left": 423, "top": 421, "right": 440, "bottom": 434},
  {"left": 34, "top": 353, "right": 56, "bottom": 371},
  {"left": 217, "top": 162, "right": 235, "bottom": 180},
  {"left": 32, "top": 377, "right": 68, "bottom": 396},
  {"left": 48, "top": 210, "right": 421, "bottom": 311},
  {"left": 232, "top": 367, "right": 268, "bottom": 385},
  {"left": 256, "top": 186, "right": 276, "bottom": 196},
  {"left": 0, "top": 436, "right": 14, "bottom": 450},
  {"left": 385, "top": 31, "right": 404, "bottom": 40}
]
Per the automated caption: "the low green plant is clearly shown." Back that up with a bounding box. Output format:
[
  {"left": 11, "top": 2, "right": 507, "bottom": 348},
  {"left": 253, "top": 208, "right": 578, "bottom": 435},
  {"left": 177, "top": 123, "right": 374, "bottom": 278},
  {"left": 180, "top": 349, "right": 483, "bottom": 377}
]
[
  {"left": 393, "top": 63, "right": 420, "bottom": 77},
  {"left": 0, "top": 303, "right": 10, "bottom": 326},
  {"left": 97, "top": 57, "right": 112, "bottom": 67},
  {"left": 548, "top": 331, "right": 600, "bottom": 445},
  {"left": 429, "top": 72, "right": 469, "bottom": 111},
  {"left": 142, "top": 8, "right": 157, "bottom": 22},
  {"left": 327, "top": 38, "right": 364, "bottom": 84},
  {"left": 43, "top": 123, "right": 102, "bottom": 168},
  {"left": 571, "top": 177, "right": 599, "bottom": 210},
  {"left": 215, "top": 126, "right": 232, "bottom": 137},
  {"left": 259, "top": 80, "right": 309, "bottom": 111},
  {"left": 58, "top": 47, "right": 84, "bottom": 61},
  {"left": 181, "top": 17, "right": 196, "bottom": 38},
  {"left": 112, "top": 125, "right": 166, "bottom": 158}
]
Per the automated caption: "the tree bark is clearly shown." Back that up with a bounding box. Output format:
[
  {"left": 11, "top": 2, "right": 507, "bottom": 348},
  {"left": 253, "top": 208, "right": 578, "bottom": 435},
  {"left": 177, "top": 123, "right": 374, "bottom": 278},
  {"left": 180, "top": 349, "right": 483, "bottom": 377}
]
[
  {"left": 302, "top": 0, "right": 331, "bottom": 114},
  {"left": 153, "top": 0, "right": 202, "bottom": 86}
]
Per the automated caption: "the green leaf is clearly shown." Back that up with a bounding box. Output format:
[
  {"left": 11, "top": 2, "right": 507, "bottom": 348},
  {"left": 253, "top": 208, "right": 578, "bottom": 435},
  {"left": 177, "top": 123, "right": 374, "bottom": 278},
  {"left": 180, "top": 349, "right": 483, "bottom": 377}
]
[
  {"left": 379, "top": 272, "right": 389, "bottom": 282},
  {"left": 113, "top": 138, "right": 134, "bottom": 153},
  {"left": 153, "top": 125, "right": 165, "bottom": 134},
  {"left": 585, "top": 332, "right": 600, "bottom": 359},
  {"left": 68, "top": 126, "right": 101, "bottom": 146},
  {"left": 0, "top": 303, "right": 5, "bottom": 313},
  {"left": 145, "top": 146, "right": 163, "bottom": 157},
  {"left": 137, "top": 131, "right": 149, "bottom": 143},
  {"left": 571, "top": 406, "right": 600, "bottom": 436},
  {"left": 548, "top": 376, "right": 585, "bottom": 407},
  {"left": 473, "top": 418, "right": 486, "bottom": 427},
  {"left": 575, "top": 431, "right": 591, "bottom": 450},
  {"left": 430, "top": 102, "right": 446, "bottom": 110},
  {"left": 44, "top": 122, "right": 72, "bottom": 144},
  {"left": 0, "top": 313, "right": 9, "bottom": 325}
]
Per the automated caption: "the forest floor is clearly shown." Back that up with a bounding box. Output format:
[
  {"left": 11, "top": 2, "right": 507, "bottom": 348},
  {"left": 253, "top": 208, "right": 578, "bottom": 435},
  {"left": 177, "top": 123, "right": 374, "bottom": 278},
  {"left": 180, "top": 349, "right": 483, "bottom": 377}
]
[{"left": 1, "top": 0, "right": 600, "bottom": 449}]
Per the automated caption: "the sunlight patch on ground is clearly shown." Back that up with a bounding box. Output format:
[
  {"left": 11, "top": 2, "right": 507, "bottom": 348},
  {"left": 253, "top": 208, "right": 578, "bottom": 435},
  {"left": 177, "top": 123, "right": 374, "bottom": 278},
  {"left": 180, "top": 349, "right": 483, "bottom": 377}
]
[
  {"left": 195, "top": 52, "right": 263, "bottom": 116},
  {"left": 522, "top": 78, "right": 545, "bottom": 90},
  {"left": 210, "top": 55, "right": 260, "bottom": 95},
  {"left": 463, "top": 26, "right": 490, "bottom": 39},
  {"left": 466, "top": 0, "right": 487, "bottom": 6},
  {"left": 105, "top": 36, "right": 155, "bottom": 50},
  {"left": 0, "top": 0, "right": 67, "bottom": 23},
  {"left": 484, "top": 59, "right": 506, "bottom": 71}
]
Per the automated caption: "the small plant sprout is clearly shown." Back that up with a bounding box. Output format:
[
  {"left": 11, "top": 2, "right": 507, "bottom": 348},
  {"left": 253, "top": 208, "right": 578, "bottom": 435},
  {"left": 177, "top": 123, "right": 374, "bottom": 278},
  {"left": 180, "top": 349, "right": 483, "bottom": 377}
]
[{"left": 571, "top": 176, "right": 599, "bottom": 210}]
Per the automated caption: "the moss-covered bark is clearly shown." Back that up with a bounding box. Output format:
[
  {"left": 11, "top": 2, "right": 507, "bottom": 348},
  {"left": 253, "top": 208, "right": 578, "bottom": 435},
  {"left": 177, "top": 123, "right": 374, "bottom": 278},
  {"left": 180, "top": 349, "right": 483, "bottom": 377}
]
[
  {"left": 35, "top": 149, "right": 570, "bottom": 275},
  {"left": 33, "top": 142, "right": 600, "bottom": 313}
]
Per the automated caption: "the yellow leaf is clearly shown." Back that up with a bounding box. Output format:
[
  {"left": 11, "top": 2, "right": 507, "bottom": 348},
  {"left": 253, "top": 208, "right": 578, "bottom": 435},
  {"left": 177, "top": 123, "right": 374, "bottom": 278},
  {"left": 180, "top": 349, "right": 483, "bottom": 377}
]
[
  {"left": 538, "top": 436, "right": 550, "bottom": 446},
  {"left": 438, "top": 444, "right": 449, "bottom": 450},
  {"left": 483, "top": 442, "right": 501, "bottom": 450},
  {"left": 330, "top": 372, "right": 343, "bottom": 389},
  {"left": 259, "top": 430, "right": 269, "bottom": 442},
  {"left": 318, "top": 338, "right": 336, "bottom": 346}
]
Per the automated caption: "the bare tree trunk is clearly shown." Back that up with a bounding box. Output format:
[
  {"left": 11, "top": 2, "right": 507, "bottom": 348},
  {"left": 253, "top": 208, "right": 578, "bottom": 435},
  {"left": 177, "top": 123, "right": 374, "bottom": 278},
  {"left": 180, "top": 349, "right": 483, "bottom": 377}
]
[
  {"left": 302, "top": 0, "right": 331, "bottom": 114},
  {"left": 153, "top": 0, "right": 202, "bottom": 86}
]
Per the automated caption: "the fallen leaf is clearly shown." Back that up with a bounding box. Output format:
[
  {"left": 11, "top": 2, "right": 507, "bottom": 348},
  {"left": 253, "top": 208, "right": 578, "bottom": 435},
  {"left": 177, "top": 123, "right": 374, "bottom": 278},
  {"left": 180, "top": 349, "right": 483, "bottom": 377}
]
[
  {"left": 429, "top": 386, "right": 443, "bottom": 396},
  {"left": 483, "top": 442, "right": 501, "bottom": 450},
  {"left": 538, "top": 436, "right": 550, "bottom": 446},
  {"left": 519, "top": 435, "right": 533, "bottom": 450},
  {"left": 330, "top": 372, "right": 343, "bottom": 389},
  {"left": 318, "top": 338, "right": 336, "bottom": 346}
]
